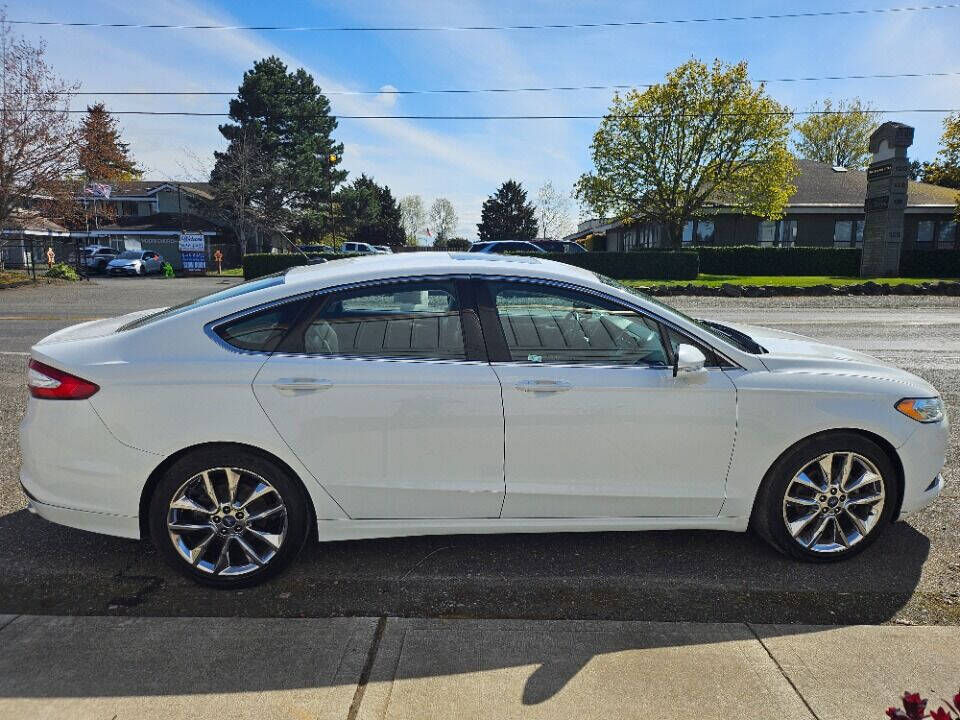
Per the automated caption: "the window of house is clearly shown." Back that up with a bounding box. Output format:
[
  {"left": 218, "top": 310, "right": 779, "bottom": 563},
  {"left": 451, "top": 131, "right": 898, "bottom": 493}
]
[
  {"left": 681, "top": 221, "right": 694, "bottom": 246},
  {"left": 622, "top": 228, "right": 636, "bottom": 251},
  {"left": 853, "top": 220, "right": 864, "bottom": 248},
  {"left": 489, "top": 281, "right": 669, "bottom": 367},
  {"left": 917, "top": 221, "right": 935, "bottom": 245},
  {"left": 294, "top": 281, "right": 465, "bottom": 360},
  {"left": 833, "top": 220, "right": 864, "bottom": 248},
  {"left": 760, "top": 220, "right": 797, "bottom": 247},
  {"left": 937, "top": 221, "right": 958, "bottom": 250},
  {"left": 695, "top": 220, "right": 716, "bottom": 244}
]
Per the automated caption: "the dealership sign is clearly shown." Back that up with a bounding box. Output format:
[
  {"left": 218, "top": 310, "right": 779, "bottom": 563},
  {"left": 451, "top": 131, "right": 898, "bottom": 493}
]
[{"left": 178, "top": 234, "right": 207, "bottom": 272}]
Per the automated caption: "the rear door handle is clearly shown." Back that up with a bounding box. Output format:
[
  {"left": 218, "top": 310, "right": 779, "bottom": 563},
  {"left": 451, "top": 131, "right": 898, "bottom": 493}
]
[
  {"left": 515, "top": 379, "right": 573, "bottom": 393},
  {"left": 273, "top": 378, "right": 333, "bottom": 395}
]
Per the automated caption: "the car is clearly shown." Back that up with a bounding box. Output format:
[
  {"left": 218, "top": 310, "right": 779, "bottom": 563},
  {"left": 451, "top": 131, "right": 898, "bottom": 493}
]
[
  {"left": 297, "top": 244, "right": 334, "bottom": 254},
  {"left": 82, "top": 245, "right": 118, "bottom": 273},
  {"left": 340, "top": 242, "right": 385, "bottom": 255},
  {"left": 373, "top": 245, "right": 394, "bottom": 254},
  {"left": 20, "top": 253, "right": 947, "bottom": 588},
  {"left": 105, "top": 250, "right": 164, "bottom": 276},
  {"left": 469, "top": 240, "right": 546, "bottom": 254},
  {"left": 534, "top": 240, "right": 587, "bottom": 254}
]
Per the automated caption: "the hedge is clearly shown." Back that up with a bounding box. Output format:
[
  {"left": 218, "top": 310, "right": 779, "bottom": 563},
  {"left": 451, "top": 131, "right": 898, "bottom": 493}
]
[
  {"left": 690, "top": 245, "right": 862, "bottom": 276},
  {"left": 243, "top": 252, "right": 354, "bottom": 279},
  {"left": 900, "top": 250, "right": 960, "bottom": 278},
  {"left": 244, "top": 250, "right": 700, "bottom": 280}
]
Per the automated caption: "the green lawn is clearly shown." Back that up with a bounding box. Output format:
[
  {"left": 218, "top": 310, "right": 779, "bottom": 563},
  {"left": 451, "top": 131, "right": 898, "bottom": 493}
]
[
  {"left": 622, "top": 275, "right": 956, "bottom": 288},
  {"left": 206, "top": 268, "right": 244, "bottom": 277}
]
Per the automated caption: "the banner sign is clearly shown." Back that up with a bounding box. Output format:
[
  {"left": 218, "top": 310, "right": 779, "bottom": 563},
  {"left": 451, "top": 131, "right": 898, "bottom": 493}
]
[
  {"left": 83, "top": 182, "right": 112, "bottom": 198},
  {"left": 178, "top": 233, "right": 207, "bottom": 272}
]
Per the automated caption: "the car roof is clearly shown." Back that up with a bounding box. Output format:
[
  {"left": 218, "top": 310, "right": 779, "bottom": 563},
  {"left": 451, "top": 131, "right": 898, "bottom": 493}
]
[{"left": 282, "top": 251, "right": 597, "bottom": 289}]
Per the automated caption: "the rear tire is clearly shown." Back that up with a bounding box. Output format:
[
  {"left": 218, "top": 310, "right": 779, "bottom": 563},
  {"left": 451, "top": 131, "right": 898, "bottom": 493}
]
[
  {"left": 752, "top": 432, "right": 897, "bottom": 562},
  {"left": 148, "top": 447, "right": 310, "bottom": 588}
]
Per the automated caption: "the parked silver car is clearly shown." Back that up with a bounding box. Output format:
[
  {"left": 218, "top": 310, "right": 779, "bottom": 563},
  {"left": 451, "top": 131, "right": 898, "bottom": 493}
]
[
  {"left": 82, "top": 245, "right": 118, "bottom": 273},
  {"left": 106, "top": 250, "right": 164, "bottom": 276}
]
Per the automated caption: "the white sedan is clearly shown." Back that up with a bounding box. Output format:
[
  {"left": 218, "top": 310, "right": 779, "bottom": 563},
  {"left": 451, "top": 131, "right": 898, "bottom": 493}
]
[{"left": 20, "top": 253, "right": 947, "bottom": 587}]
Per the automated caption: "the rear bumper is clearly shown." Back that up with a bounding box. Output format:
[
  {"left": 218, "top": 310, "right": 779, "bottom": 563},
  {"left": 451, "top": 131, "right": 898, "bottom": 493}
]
[{"left": 22, "top": 485, "right": 140, "bottom": 539}]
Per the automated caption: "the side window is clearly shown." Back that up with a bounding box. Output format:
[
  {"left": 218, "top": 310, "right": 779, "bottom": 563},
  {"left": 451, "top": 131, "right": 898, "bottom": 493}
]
[
  {"left": 489, "top": 282, "right": 669, "bottom": 366},
  {"left": 296, "top": 281, "right": 465, "bottom": 360},
  {"left": 215, "top": 297, "right": 311, "bottom": 353}
]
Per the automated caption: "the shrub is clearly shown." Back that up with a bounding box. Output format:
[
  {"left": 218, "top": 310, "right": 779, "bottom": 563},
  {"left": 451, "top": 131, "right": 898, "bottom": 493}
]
[
  {"left": 900, "top": 250, "right": 960, "bottom": 278},
  {"left": 885, "top": 688, "right": 959, "bottom": 719},
  {"left": 691, "top": 245, "right": 862, "bottom": 276},
  {"left": 44, "top": 263, "right": 79, "bottom": 281},
  {"left": 242, "top": 253, "right": 356, "bottom": 280},
  {"left": 533, "top": 251, "right": 699, "bottom": 280}
]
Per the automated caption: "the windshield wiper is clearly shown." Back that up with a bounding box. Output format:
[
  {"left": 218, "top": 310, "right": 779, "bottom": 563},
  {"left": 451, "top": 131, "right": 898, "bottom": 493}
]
[{"left": 700, "top": 320, "right": 767, "bottom": 355}]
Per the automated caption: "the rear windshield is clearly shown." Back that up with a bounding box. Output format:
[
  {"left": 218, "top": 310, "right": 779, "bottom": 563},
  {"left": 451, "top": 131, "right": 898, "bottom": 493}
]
[{"left": 117, "top": 272, "right": 288, "bottom": 332}]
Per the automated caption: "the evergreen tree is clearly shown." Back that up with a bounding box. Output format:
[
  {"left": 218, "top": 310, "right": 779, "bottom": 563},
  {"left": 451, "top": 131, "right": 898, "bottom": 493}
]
[
  {"left": 337, "top": 174, "right": 405, "bottom": 246},
  {"left": 477, "top": 180, "right": 538, "bottom": 241},
  {"left": 216, "top": 56, "right": 347, "bottom": 228},
  {"left": 78, "top": 103, "right": 139, "bottom": 183}
]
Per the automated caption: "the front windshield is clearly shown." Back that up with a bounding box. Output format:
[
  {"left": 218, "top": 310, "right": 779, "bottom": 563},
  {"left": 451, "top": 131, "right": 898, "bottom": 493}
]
[
  {"left": 595, "top": 273, "right": 763, "bottom": 354},
  {"left": 118, "top": 272, "right": 289, "bottom": 331},
  {"left": 117, "top": 251, "right": 142, "bottom": 259}
]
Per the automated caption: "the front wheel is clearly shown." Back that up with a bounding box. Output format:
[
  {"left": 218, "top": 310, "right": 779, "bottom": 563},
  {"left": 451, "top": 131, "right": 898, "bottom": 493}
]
[
  {"left": 752, "top": 433, "right": 896, "bottom": 562},
  {"left": 148, "top": 448, "right": 310, "bottom": 588}
]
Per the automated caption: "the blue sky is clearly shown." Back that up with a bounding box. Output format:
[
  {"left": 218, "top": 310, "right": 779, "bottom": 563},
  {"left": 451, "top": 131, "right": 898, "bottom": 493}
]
[{"left": 15, "top": 0, "right": 960, "bottom": 238}]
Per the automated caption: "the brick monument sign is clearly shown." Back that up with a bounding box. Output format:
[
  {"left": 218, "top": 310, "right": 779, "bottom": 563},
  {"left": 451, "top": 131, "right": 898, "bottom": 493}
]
[{"left": 860, "top": 121, "right": 914, "bottom": 276}]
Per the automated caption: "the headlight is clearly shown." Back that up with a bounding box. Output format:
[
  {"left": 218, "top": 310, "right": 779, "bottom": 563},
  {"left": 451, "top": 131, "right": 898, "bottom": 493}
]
[{"left": 895, "top": 397, "right": 944, "bottom": 423}]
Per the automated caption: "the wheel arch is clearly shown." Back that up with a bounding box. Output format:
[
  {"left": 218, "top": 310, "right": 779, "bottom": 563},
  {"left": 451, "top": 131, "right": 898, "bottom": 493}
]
[
  {"left": 748, "top": 427, "right": 905, "bottom": 526},
  {"left": 138, "top": 441, "right": 318, "bottom": 540}
]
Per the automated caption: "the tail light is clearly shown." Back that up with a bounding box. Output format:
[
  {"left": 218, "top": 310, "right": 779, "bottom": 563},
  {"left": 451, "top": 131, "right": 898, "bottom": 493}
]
[{"left": 27, "top": 359, "right": 99, "bottom": 400}]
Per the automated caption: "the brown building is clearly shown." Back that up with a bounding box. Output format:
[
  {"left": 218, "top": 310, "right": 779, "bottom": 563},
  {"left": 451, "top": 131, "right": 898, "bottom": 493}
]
[{"left": 566, "top": 160, "right": 958, "bottom": 259}]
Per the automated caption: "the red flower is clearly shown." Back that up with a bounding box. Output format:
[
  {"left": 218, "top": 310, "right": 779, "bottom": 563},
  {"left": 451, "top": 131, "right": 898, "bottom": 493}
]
[
  {"left": 902, "top": 693, "right": 928, "bottom": 720},
  {"left": 886, "top": 708, "right": 909, "bottom": 719},
  {"left": 930, "top": 708, "right": 953, "bottom": 720},
  {"left": 954, "top": 693, "right": 960, "bottom": 712}
]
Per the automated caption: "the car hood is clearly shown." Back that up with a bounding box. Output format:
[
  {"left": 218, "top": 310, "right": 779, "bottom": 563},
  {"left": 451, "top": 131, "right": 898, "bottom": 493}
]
[
  {"left": 715, "top": 321, "right": 939, "bottom": 396},
  {"left": 108, "top": 258, "right": 140, "bottom": 266}
]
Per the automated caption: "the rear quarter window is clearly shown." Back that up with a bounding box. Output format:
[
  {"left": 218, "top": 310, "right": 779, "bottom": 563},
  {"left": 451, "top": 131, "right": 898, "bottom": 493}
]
[{"left": 214, "top": 297, "right": 312, "bottom": 353}]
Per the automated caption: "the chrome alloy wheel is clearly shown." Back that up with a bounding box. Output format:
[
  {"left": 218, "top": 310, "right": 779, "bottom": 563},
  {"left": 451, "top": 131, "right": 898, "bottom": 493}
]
[
  {"left": 166, "top": 467, "right": 288, "bottom": 576},
  {"left": 781, "top": 451, "right": 886, "bottom": 554}
]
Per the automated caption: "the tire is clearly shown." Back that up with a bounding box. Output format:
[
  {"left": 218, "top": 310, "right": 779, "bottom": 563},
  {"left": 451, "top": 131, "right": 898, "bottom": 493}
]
[
  {"left": 752, "top": 432, "right": 897, "bottom": 562},
  {"left": 148, "top": 447, "right": 310, "bottom": 588}
]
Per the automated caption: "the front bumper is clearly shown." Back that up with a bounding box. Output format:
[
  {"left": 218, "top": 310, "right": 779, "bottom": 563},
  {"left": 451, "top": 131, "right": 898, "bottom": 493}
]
[
  {"left": 896, "top": 418, "right": 949, "bottom": 517},
  {"left": 106, "top": 265, "right": 140, "bottom": 275}
]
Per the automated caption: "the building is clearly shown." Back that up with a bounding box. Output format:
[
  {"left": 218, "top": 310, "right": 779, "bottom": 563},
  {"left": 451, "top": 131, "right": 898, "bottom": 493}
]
[{"left": 565, "top": 160, "right": 958, "bottom": 256}]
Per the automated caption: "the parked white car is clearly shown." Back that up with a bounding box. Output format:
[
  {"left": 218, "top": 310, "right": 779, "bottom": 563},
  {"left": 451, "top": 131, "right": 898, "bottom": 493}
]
[
  {"left": 82, "top": 245, "right": 118, "bottom": 273},
  {"left": 105, "top": 250, "right": 164, "bottom": 276},
  {"left": 20, "top": 253, "right": 947, "bottom": 587},
  {"left": 340, "top": 242, "right": 386, "bottom": 254}
]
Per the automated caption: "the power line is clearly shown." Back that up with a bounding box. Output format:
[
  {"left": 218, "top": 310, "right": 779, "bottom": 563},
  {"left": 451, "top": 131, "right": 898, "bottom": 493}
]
[
  {"left": 7, "top": 70, "right": 960, "bottom": 97},
  {"left": 9, "top": 108, "right": 958, "bottom": 119},
  {"left": 11, "top": 4, "right": 960, "bottom": 32}
]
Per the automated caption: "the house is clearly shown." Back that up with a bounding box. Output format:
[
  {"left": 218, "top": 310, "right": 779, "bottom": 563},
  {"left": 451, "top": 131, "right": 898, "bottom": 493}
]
[
  {"left": 565, "top": 160, "right": 958, "bottom": 257},
  {"left": 0, "top": 210, "right": 72, "bottom": 269}
]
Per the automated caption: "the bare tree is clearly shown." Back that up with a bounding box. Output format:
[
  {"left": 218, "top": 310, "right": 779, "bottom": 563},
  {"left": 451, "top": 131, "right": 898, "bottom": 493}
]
[
  {"left": 399, "top": 194, "right": 426, "bottom": 245},
  {"left": 536, "top": 181, "right": 573, "bottom": 239},
  {"left": 428, "top": 197, "right": 458, "bottom": 243},
  {"left": 0, "top": 12, "right": 80, "bottom": 266},
  {"left": 206, "top": 128, "right": 267, "bottom": 255}
]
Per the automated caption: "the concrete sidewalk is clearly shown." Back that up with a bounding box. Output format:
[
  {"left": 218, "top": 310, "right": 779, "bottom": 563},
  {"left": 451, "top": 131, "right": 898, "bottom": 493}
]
[{"left": 0, "top": 615, "right": 957, "bottom": 720}]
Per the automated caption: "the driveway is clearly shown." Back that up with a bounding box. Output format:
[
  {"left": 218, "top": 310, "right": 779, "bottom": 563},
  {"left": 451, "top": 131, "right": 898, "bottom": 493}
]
[{"left": 0, "top": 278, "right": 957, "bottom": 623}]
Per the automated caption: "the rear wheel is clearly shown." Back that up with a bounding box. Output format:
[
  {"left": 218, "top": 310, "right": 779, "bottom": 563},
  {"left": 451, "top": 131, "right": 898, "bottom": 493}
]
[
  {"left": 752, "top": 433, "right": 896, "bottom": 562},
  {"left": 149, "top": 448, "right": 309, "bottom": 588}
]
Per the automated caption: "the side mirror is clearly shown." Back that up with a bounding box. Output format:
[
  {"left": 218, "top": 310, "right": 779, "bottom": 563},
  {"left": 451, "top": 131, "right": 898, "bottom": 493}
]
[{"left": 673, "top": 344, "right": 706, "bottom": 377}]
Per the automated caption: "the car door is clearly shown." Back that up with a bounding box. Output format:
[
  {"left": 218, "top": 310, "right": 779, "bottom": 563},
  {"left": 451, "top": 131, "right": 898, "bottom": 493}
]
[
  {"left": 478, "top": 279, "right": 737, "bottom": 518},
  {"left": 253, "top": 278, "right": 506, "bottom": 519}
]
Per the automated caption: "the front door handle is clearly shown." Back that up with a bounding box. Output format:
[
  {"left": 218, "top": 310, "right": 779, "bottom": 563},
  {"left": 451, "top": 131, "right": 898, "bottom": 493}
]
[
  {"left": 273, "top": 378, "right": 333, "bottom": 395},
  {"left": 515, "top": 379, "right": 573, "bottom": 393}
]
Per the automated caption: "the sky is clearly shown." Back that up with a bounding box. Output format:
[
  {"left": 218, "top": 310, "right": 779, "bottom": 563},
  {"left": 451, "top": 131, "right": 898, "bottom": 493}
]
[{"left": 14, "top": 0, "right": 960, "bottom": 239}]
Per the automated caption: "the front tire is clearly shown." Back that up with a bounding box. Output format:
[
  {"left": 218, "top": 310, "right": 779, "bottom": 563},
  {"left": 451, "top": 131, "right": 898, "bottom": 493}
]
[
  {"left": 752, "top": 432, "right": 897, "bottom": 562},
  {"left": 148, "top": 448, "right": 310, "bottom": 588}
]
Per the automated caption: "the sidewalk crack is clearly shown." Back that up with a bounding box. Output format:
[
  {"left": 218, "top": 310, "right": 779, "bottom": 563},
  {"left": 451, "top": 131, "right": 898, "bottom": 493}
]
[
  {"left": 0, "top": 615, "right": 20, "bottom": 634},
  {"left": 746, "top": 622, "right": 822, "bottom": 720},
  {"left": 348, "top": 615, "right": 387, "bottom": 720}
]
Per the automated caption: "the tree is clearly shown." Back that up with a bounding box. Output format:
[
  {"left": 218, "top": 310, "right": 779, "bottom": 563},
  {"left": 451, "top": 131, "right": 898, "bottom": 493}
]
[
  {"left": 477, "top": 180, "right": 538, "bottom": 241},
  {"left": 428, "top": 198, "right": 458, "bottom": 242},
  {"left": 0, "top": 13, "right": 79, "bottom": 257},
  {"left": 536, "top": 181, "right": 573, "bottom": 239},
  {"left": 206, "top": 128, "right": 267, "bottom": 254},
  {"left": 399, "top": 194, "right": 426, "bottom": 244},
  {"left": 217, "top": 56, "right": 347, "bottom": 229},
  {"left": 576, "top": 59, "right": 796, "bottom": 249},
  {"left": 337, "top": 174, "right": 405, "bottom": 246},
  {"left": 793, "top": 98, "right": 880, "bottom": 169},
  {"left": 921, "top": 113, "right": 960, "bottom": 190},
  {"left": 78, "top": 103, "right": 139, "bottom": 183}
]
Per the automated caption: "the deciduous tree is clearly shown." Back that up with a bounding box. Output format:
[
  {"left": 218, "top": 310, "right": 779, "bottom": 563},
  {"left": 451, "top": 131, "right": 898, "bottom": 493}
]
[
  {"left": 477, "top": 180, "right": 538, "bottom": 241},
  {"left": 576, "top": 59, "right": 796, "bottom": 249},
  {"left": 399, "top": 194, "right": 426, "bottom": 245},
  {"left": 921, "top": 113, "right": 960, "bottom": 191},
  {"left": 428, "top": 197, "right": 458, "bottom": 242},
  {"left": 793, "top": 98, "right": 880, "bottom": 169},
  {"left": 536, "top": 181, "right": 573, "bottom": 239},
  {"left": 207, "top": 128, "right": 267, "bottom": 254}
]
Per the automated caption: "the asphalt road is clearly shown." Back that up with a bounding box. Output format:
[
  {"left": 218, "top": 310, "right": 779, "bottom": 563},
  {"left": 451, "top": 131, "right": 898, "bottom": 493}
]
[{"left": 1, "top": 277, "right": 958, "bottom": 624}]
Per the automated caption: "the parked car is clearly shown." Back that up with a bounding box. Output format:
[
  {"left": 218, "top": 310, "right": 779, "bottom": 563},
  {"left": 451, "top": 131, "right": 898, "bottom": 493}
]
[
  {"left": 82, "top": 245, "right": 118, "bottom": 273},
  {"left": 21, "top": 253, "right": 946, "bottom": 588},
  {"left": 340, "top": 242, "right": 385, "bottom": 254},
  {"left": 469, "top": 240, "right": 546, "bottom": 254},
  {"left": 105, "top": 250, "right": 164, "bottom": 276},
  {"left": 534, "top": 240, "right": 587, "bottom": 254},
  {"left": 297, "top": 244, "right": 333, "bottom": 254},
  {"left": 373, "top": 245, "right": 394, "bottom": 254}
]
